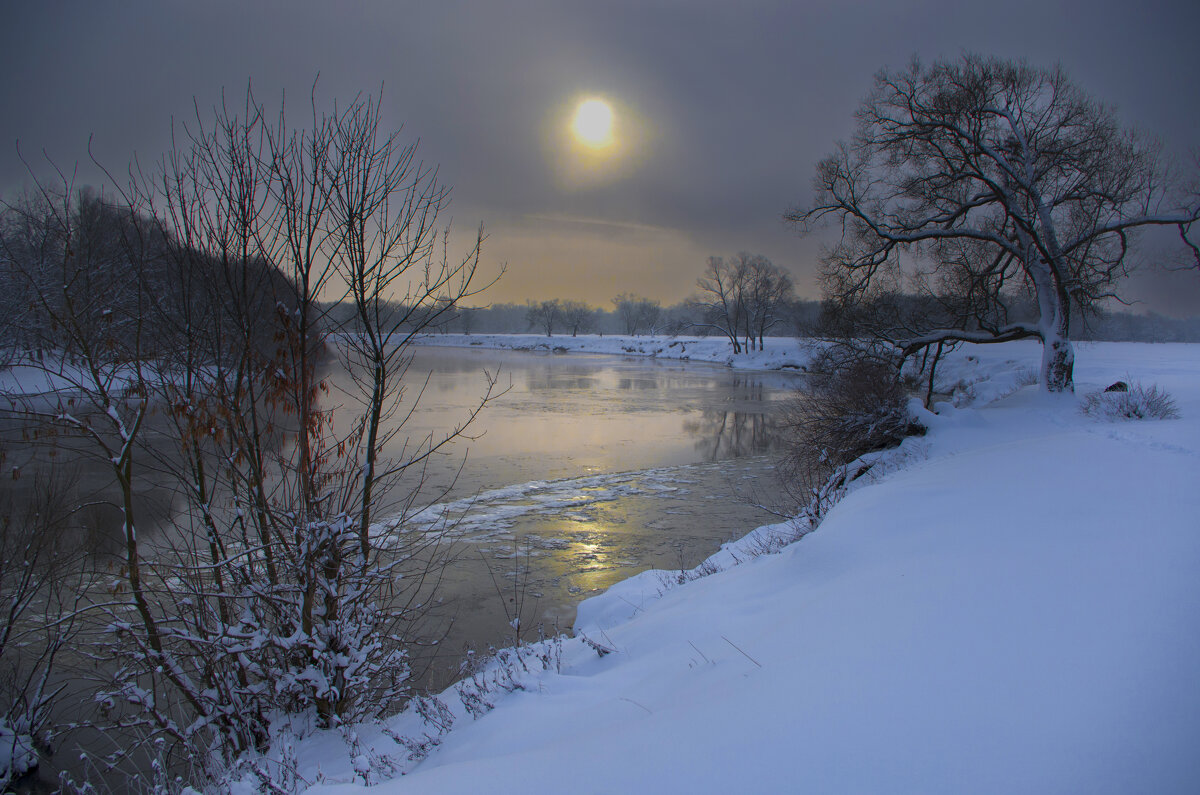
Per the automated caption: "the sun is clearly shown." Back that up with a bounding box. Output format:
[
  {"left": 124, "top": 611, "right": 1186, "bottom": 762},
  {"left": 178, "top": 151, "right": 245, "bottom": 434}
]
[{"left": 571, "top": 98, "right": 615, "bottom": 149}]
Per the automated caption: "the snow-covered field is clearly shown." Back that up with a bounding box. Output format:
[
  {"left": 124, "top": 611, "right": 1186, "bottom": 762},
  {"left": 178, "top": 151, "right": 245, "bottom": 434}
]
[{"left": 233, "top": 339, "right": 1200, "bottom": 792}]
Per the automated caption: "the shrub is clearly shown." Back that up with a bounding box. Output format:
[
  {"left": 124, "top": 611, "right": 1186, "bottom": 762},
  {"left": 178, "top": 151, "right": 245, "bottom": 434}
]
[
  {"left": 1081, "top": 382, "right": 1180, "bottom": 421},
  {"left": 779, "top": 352, "right": 925, "bottom": 495}
]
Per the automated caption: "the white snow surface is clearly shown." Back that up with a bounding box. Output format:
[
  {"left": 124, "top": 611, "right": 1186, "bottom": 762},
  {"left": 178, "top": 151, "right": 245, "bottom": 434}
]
[
  {"left": 0, "top": 720, "right": 38, "bottom": 782},
  {"left": 411, "top": 332, "right": 815, "bottom": 371},
  {"left": 241, "top": 339, "right": 1200, "bottom": 793}
]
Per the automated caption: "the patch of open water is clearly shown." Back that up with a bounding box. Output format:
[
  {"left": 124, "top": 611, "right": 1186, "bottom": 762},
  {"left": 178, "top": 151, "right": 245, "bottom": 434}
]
[{"left": 330, "top": 346, "right": 803, "bottom": 685}]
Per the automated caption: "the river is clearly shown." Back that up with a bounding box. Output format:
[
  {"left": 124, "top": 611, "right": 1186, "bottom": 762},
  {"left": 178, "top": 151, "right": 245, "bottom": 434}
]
[
  {"left": 1, "top": 343, "right": 803, "bottom": 787},
  {"left": 326, "top": 345, "right": 802, "bottom": 685}
]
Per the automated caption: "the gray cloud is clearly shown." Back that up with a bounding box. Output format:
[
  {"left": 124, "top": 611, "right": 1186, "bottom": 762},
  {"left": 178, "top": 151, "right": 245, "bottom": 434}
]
[{"left": 2, "top": 0, "right": 1197, "bottom": 311}]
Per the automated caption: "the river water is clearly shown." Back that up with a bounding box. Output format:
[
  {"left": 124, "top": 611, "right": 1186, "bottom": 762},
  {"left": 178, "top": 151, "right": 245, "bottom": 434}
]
[
  {"left": 328, "top": 345, "right": 803, "bottom": 685},
  {"left": 2, "top": 344, "right": 803, "bottom": 786}
]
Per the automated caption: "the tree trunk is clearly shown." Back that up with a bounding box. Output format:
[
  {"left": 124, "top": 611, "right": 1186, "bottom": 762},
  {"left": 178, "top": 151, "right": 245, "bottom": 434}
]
[
  {"left": 1041, "top": 336, "right": 1074, "bottom": 393},
  {"left": 1039, "top": 293, "right": 1075, "bottom": 392},
  {"left": 1028, "top": 245, "right": 1075, "bottom": 393}
]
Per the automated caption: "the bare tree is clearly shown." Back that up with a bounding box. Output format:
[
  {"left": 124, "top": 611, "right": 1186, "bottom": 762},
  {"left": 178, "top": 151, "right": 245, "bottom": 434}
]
[
  {"left": 457, "top": 306, "right": 478, "bottom": 335},
  {"left": 693, "top": 256, "right": 745, "bottom": 351},
  {"left": 559, "top": 300, "right": 595, "bottom": 337},
  {"left": 739, "top": 255, "right": 793, "bottom": 351},
  {"left": 612, "top": 293, "right": 660, "bottom": 336},
  {"left": 693, "top": 254, "right": 788, "bottom": 352},
  {"left": 525, "top": 299, "right": 562, "bottom": 336},
  {"left": 788, "top": 54, "right": 1200, "bottom": 391}
]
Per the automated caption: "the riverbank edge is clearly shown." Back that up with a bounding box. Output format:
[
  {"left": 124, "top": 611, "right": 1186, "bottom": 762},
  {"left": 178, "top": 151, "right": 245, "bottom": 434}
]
[{"left": 411, "top": 332, "right": 817, "bottom": 372}]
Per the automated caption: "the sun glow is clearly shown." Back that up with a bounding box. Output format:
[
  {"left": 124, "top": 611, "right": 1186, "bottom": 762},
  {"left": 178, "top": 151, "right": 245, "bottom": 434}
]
[
  {"left": 548, "top": 92, "right": 650, "bottom": 190},
  {"left": 571, "top": 98, "right": 615, "bottom": 149}
]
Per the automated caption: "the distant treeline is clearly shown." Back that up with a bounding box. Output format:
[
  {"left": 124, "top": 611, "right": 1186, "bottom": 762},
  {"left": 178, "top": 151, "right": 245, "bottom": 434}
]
[
  {"left": 0, "top": 188, "right": 295, "bottom": 364},
  {"left": 324, "top": 297, "right": 1200, "bottom": 343},
  {"left": 1071, "top": 310, "right": 1200, "bottom": 343},
  {"left": 321, "top": 297, "right": 823, "bottom": 339},
  {"left": 3, "top": 189, "right": 1196, "bottom": 360}
]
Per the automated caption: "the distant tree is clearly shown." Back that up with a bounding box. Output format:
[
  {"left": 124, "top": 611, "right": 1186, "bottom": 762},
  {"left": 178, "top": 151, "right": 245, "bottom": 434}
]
[
  {"left": 560, "top": 300, "right": 595, "bottom": 337},
  {"left": 458, "top": 306, "right": 477, "bottom": 334},
  {"left": 431, "top": 296, "right": 459, "bottom": 333},
  {"left": 694, "top": 253, "right": 790, "bottom": 352},
  {"left": 660, "top": 302, "right": 701, "bottom": 336},
  {"left": 788, "top": 54, "right": 1200, "bottom": 391},
  {"left": 526, "top": 298, "right": 562, "bottom": 336},
  {"left": 612, "top": 292, "right": 661, "bottom": 336},
  {"left": 741, "top": 255, "right": 793, "bottom": 350},
  {"left": 787, "top": 298, "right": 823, "bottom": 337},
  {"left": 693, "top": 256, "right": 745, "bottom": 352}
]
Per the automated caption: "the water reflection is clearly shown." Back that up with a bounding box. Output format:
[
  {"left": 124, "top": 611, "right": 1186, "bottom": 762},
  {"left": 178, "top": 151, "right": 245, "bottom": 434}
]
[
  {"left": 524, "top": 372, "right": 599, "bottom": 392},
  {"left": 0, "top": 412, "right": 187, "bottom": 556},
  {"left": 417, "top": 454, "right": 786, "bottom": 688},
  {"left": 324, "top": 346, "right": 800, "bottom": 503},
  {"left": 686, "top": 410, "right": 780, "bottom": 461},
  {"left": 12, "top": 346, "right": 801, "bottom": 693},
  {"left": 617, "top": 376, "right": 659, "bottom": 391},
  {"left": 350, "top": 349, "right": 804, "bottom": 665}
]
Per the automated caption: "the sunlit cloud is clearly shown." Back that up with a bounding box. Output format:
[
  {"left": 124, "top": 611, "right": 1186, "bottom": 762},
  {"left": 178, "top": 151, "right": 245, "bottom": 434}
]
[
  {"left": 522, "top": 213, "right": 673, "bottom": 237},
  {"left": 480, "top": 215, "right": 710, "bottom": 306}
]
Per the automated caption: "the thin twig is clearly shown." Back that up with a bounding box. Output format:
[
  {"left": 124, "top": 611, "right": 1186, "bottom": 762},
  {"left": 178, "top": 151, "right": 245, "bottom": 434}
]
[{"left": 721, "top": 634, "right": 762, "bottom": 668}]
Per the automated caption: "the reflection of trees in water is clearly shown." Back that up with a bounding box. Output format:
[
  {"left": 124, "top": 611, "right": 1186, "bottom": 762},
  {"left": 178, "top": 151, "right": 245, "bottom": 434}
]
[
  {"left": 525, "top": 372, "right": 599, "bottom": 392},
  {"left": 726, "top": 373, "right": 767, "bottom": 404},
  {"left": 684, "top": 373, "right": 786, "bottom": 462},
  {"left": 684, "top": 409, "right": 780, "bottom": 461},
  {"left": 0, "top": 413, "right": 179, "bottom": 559}
]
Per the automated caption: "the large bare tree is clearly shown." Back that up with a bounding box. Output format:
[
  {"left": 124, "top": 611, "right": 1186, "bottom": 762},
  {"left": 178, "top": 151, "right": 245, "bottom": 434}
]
[{"left": 789, "top": 55, "right": 1200, "bottom": 391}]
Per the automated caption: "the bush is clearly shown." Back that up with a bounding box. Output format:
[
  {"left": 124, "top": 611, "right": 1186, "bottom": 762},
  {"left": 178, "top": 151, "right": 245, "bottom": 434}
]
[
  {"left": 1081, "top": 382, "right": 1180, "bottom": 421},
  {"left": 779, "top": 352, "right": 925, "bottom": 494}
]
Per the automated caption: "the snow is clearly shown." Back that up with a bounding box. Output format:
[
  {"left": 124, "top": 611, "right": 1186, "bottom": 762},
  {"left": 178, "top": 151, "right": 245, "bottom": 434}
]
[
  {"left": 12, "top": 336, "right": 1194, "bottom": 792},
  {"left": 262, "top": 338, "right": 1200, "bottom": 794},
  {"left": 411, "top": 332, "right": 815, "bottom": 371},
  {"left": 0, "top": 720, "right": 38, "bottom": 783}
]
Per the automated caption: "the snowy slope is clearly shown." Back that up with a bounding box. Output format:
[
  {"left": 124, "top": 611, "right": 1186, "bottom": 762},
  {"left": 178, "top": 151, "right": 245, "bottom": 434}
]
[{"left": 291, "top": 341, "right": 1200, "bottom": 794}]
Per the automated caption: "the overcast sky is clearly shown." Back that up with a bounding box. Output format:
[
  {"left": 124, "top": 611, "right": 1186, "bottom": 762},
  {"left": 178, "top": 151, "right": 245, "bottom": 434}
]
[{"left": 2, "top": 1, "right": 1198, "bottom": 314}]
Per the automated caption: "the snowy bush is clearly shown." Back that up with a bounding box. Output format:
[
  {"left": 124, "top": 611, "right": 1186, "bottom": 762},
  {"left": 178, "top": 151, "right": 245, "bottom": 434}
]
[
  {"left": 779, "top": 354, "right": 925, "bottom": 496},
  {"left": 0, "top": 719, "right": 38, "bottom": 785},
  {"left": 1081, "top": 382, "right": 1180, "bottom": 421},
  {"left": 0, "top": 480, "right": 92, "bottom": 788}
]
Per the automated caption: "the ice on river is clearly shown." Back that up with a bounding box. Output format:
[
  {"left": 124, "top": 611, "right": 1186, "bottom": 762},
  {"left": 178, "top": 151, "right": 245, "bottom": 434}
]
[{"left": 380, "top": 463, "right": 724, "bottom": 542}]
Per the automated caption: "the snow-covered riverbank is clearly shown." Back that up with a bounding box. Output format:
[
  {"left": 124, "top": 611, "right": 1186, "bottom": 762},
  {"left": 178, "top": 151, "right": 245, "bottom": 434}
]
[{"left": 249, "top": 339, "right": 1200, "bottom": 794}]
